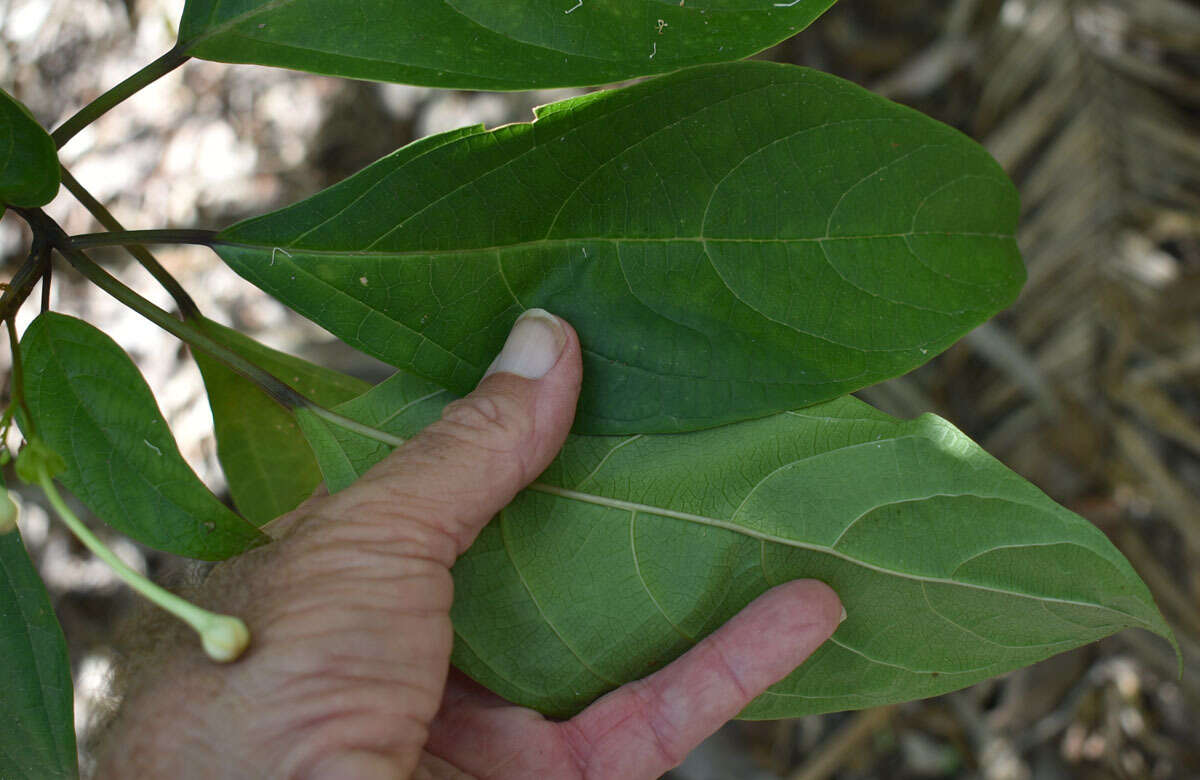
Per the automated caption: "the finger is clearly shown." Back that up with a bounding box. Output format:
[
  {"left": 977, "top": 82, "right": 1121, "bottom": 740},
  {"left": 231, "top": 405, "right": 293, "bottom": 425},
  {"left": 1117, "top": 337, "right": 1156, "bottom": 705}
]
[
  {"left": 278, "top": 309, "right": 582, "bottom": 562},
  {"left": 424, "top": 671, "right": 575, "bottom": 777},
  {"left": 559, "top": 580, "right": 843, "bottom": 779}
]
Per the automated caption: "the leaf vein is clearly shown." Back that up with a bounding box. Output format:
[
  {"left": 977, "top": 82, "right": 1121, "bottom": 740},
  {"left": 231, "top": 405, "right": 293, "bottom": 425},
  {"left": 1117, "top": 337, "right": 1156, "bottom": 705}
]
[{"left": 499, "top": 509, "right": 619, "bottom": 686}]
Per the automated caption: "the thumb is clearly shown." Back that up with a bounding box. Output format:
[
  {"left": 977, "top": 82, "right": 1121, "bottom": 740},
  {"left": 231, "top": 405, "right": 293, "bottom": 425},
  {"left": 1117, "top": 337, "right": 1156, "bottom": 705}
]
[{"left": 321, "top": 308, "right": 582, "bottom": 563}]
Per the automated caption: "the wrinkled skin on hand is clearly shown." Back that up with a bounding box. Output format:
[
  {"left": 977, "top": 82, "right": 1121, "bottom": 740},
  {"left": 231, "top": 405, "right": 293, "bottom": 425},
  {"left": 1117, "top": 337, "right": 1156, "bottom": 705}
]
[{"left": 95, "top": 315, "right": 842, "bottom": 779}]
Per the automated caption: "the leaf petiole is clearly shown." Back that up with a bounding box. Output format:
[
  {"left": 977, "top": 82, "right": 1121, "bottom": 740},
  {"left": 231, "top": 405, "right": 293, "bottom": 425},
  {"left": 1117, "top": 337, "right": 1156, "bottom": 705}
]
[
  {"left": 306, "top": 406, "right": 408, "bottom": 448},
  {"left": 51, "top": 48, "right": 189, "bottom": 149},
  {"left": 32, "top": 464, "right": 250, "bottom": 662},
  {"left": 60, "top": 228, "right": 218, "bottom": 252}
]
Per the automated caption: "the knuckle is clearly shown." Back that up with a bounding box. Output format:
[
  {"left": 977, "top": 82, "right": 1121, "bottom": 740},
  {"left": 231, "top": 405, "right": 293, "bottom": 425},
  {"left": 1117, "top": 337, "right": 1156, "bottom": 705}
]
[
  {"left": 627, "top": 680, "right": 687, "bottom": 768},
  {"left": 435, "top": 392, "right": 531, "bottom": 456}
]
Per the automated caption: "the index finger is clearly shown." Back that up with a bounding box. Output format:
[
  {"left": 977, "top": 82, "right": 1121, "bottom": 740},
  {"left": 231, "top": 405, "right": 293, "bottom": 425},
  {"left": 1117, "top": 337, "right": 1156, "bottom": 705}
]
[{"left": 558, "top": 579, "right": 843, "bottom": 779}]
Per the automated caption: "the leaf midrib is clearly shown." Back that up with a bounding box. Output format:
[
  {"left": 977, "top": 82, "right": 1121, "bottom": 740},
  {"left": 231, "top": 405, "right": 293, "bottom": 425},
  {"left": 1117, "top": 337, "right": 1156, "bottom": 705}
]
[
  {"left": 524, "top": 481, "right": 1150, "bottom": 628},
  {"left": 219, "top": 230, "right": 1015, "bottom": 259}
]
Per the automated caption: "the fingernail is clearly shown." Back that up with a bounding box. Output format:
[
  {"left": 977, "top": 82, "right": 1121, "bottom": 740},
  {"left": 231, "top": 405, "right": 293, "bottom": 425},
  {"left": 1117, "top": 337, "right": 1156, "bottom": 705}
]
[
  {"left": 838, "top": 606, "right": 848, "bottom": 625},
  {"left": 484, "top": 308, "right": 566, "bottom": 380}
]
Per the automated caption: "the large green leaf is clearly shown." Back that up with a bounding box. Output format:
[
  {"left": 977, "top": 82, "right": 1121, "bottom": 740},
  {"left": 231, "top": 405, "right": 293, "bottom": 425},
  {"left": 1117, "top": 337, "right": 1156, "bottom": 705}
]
[
  {"left": 192, "top": 317, "right": 369, "bottom": 525},
  {"left": 0, "top": 526, "right": 77, "bottom": 779},
  {"left": 0, "top": 88, "right": 59, "bottom": 209},
  {"left": 177, "top": 0, "right": 837, "bottom": 90},
  {"left": 216, "top": 62, "right": 1025, "bottom": 435},
  {"left": 298, "top": 381, "right": 1174, "bottom": 719},
  {"left": 19, "top": 313, "right": 268, "bottom": 560}
]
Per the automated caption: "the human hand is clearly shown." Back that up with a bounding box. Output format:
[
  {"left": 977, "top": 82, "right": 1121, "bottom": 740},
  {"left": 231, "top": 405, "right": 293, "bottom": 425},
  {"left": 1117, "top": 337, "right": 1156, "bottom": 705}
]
[{"left": 96, "top": 309, "right": 843, "bottom": 779}]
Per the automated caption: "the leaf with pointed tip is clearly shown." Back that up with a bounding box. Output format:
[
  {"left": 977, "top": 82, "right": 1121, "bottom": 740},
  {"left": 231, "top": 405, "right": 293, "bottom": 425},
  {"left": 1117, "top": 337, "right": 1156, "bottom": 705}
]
[
  {"left": 18, "top": 313, "right": 268, "bottom": 560},
  {"left": 297, "top": 382, "right": 1175, "bottom": 719},
  {"left": 192, "top": 317, "right": 370, "bottom": 525},
  {"left": 0, "top": 524, "right": 78, "bottom": 779},
  {"left": 0, "top": 88, "right": 59, "bottom": 209},
  {"left": 177, "top": 0, "right": 837, "bottom": 90},
  {"left": 215, "top": 62, "right": 1025, "bottom": 435}
]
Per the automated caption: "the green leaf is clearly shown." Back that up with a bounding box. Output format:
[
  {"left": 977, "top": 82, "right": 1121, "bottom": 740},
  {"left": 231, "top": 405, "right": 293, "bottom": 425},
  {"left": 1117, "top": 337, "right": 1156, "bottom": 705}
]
[
  {"left": 192, "top": 317, "right": 370, "bottom": 525},
  {"left": 176, "top": 0, "right": 837, "bottom": 90},
  {"left": 0, "top": 88, "right": 59, "bottom": 209},
  {"left": 298, "top": 384, "right": 1174, "bottom": 719},
  {"left": 295, "top": 370, "right": 449, "bottom": 493},
  {"left": 215, "top": 62, "right": 1025, "bottom": 435},
  {"left": 18, "top": 313, "right": 268, "bottom": 560},
  {"left": 0, "top": 527, "right": 78, "bottom": 779},
  {"left": 14, "top": 439, "right": 66, "bottom": 485},
  {"left": 0, "top": 490, "right": 16, "bottom": 533}
]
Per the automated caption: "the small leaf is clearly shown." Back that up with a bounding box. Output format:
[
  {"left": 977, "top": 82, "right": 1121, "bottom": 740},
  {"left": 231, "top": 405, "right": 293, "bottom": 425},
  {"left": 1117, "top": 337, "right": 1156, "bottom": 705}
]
[
  {"left": 0, "top": 526, "right": 78, "bottom": 779},
  {"left": 14, "top": 439, "right": 66, "bottom": 485},
  {"left": 18, "top": 313, "right": 268, "bottom": 560},
  {"left": 0, "top": 88, "right": 59, "bottom": 209},
  {"left": 296, "top": 370, "right": 449, "bottom": 493},
  {"left": 298, "top": 384, "right": 1174, "bottom": 719},
  {"left": 216, "top": 62, "right": 1025, "bottom": 435},
  {"left": 0, "top": 489, "right": 16, "bottom": 534},
  {"left": 176, "top": 0, "right": 837, "bottom": 90},
  {"left": 192, "top": 317, "right": 369, "bottom": 525}
]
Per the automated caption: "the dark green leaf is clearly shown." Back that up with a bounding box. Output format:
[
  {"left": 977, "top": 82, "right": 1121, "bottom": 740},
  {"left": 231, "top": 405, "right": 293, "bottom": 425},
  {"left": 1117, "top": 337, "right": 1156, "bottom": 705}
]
[
  {"left": 177, "top": 0, "right": 837, "bottom": 90},
  {"left": 192, "top": 317, "right": 369, "bottom": 525},
  {"left": 0, "top": 88, "right": 59, "bottom": 209},
  {"left": 0, "top": 527, "right": 78, "bottom": 779},
  {"left": 18, "top": 313, "right": 268, "bottom": 560},
  {"left": 216, "top": 62, "right": 1025, "bottom": 435},
  {"left": 298, "top": 384, "right": 1174, "bottom": 719}
]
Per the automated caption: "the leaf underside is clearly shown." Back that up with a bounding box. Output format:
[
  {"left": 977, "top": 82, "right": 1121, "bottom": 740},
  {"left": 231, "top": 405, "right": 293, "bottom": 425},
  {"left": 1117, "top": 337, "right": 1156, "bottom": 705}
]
[
  {"left": 0, "top": 527, "right": 77, "bottom": 779},
  {"left": 216, "top": 62, "right": 1025, "bottom": 435},
  {"left": 193, "top": 317, "right": 369, "bottom": 525},
  {"left": 0, "top": 88, "right": 59, "bottom": 208},
  {"left": 298, "top": 375, "right": 1174, "bottom": 719},
  {"left": 177, "top": 0, "right": 838, "bottom": 90},
  {"left": 18, "top": 313, "right": 268, "bottom": 560}
]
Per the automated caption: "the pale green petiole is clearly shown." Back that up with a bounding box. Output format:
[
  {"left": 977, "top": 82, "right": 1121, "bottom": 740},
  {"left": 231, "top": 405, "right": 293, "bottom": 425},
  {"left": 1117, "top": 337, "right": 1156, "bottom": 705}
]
[
  {"left": 308, "top": 406, "right": 407, "bottom": 447},
  {"left": 35, "top": 470, "right": 249, "bottom": 662}
]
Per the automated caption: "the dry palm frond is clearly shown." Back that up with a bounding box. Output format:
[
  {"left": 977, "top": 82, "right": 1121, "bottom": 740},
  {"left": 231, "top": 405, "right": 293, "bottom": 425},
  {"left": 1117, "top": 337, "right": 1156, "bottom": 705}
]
[{"left": 954, "top": 0, "right": 1200, "bottom": 730}]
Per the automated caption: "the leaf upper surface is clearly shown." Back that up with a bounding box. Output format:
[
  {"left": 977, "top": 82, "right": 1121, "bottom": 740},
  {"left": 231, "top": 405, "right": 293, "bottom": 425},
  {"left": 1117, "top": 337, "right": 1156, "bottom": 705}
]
[
  {"left": 177, "top": 0, "right": 837, "bottom": 89},
  {"left": 297, "top": 382, "right": 1173, "bottom": 719},
  {"left": 0, "top": 527, "right": 77, "bottom": 779},
  {"left": 216, "top": 63, "right": 1025, "bottom": 434},
  {"left": 0, "top": 88, "right": 59, "bottom": 209},
  {"left": 19, "top": 313, "right": 268, "bottom": 560}
]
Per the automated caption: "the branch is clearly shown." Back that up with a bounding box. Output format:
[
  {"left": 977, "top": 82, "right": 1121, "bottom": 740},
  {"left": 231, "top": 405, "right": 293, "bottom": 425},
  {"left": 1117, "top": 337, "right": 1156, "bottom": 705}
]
[
  {"left": 59, "top": 166, "right": 200, "bottom": 318},
  {"left": 13, "top": 207, "right": 394, "bottom": 449},
  {"left": 14, "top": 207, "right": 306, "bottom": 411},
  {"left": 0, "top": 241, "right": 51, "bottom": 322}
]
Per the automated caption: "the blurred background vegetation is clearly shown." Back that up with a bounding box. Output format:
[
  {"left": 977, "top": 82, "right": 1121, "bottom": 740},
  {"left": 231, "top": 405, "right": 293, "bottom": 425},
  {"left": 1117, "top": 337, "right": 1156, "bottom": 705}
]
[{"left": 1, "top": 0, "right": 1197, "bottom": 777}]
